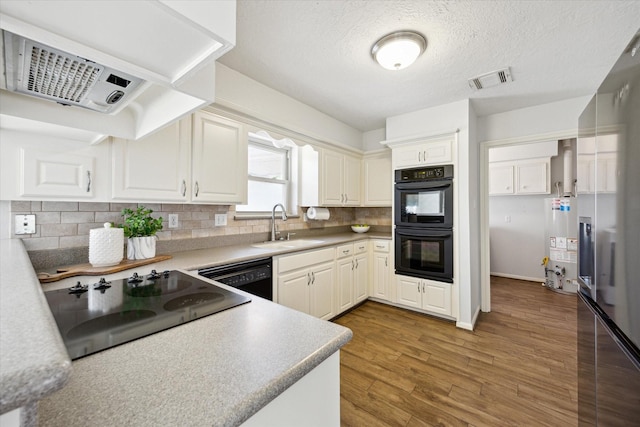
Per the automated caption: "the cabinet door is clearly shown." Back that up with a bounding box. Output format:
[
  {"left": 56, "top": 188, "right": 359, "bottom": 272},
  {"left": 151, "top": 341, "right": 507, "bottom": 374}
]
[
  {"left": 278, "top": 270, "right": 311, "bottom": 315},
  {"left": 363, "top": 155, "right": 391, "bottom": 206},
  {"left": 422, "top": 280, "right": 452, "bottom": 316},
  {"left": 422, "top": 140, "right": 452, "bottom": 165},
  {"left": 20, "top": 147, "right": 96, "bottom": 199},
  {"left": 343, "top": 154, "right": 361, "bottom": 206},
  {"left": 596, "top": 155, "right": 617, "bottom": 193},
  {"left": 353, "top": 253, "right": 369, "bottom": 304},
  {"left": 321, "top": 150, "right": 344, "bottom": 205},
  {"left": 489, "top": 164, "right": 514, "bottom": 195},
  {"left": 372, "top": 252, "right": 389, "bottom": 300},
  {"left": 310, "top": 262, "right": 335, "bottom": 320},
  {"left": 337, "top": 257, "right": 354, "bottom": 312},
  {"left": 576, "top": 155, "right": 593, "bottom": 193},
  {"left": 112, "top": 120, "right": 190, "bottom": 201},
  {"left": 393, "top": 145, "right": 420, "bottom": 169},
  {"left": 192, "top": 112, "right": 247, "bottom": 203},
  {"left": 516, "top": 161, "right": 548, "bottom": 194},
  {"left": 396, "top": 275, "right": 421, "bottom": 308}
]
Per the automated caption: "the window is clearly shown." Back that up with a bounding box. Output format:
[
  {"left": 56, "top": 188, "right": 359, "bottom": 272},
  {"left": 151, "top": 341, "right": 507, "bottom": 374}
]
[{"left": 236, "top": 132, "right": 298, "bottom": 215}]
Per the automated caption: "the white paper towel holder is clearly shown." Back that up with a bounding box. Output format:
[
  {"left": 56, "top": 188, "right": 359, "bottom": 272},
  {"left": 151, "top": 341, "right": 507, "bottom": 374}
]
[{"left": 306, "top": 207, "right": 330, "bottom": 220}]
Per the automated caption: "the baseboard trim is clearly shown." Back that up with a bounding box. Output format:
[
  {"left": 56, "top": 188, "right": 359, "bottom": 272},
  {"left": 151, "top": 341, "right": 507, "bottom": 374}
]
[
  {"left": 490, "top": 272, "right": 545, "bottom": 283},
  {"left": 456, "top": 305, "right": 480, "bottom": 331}
]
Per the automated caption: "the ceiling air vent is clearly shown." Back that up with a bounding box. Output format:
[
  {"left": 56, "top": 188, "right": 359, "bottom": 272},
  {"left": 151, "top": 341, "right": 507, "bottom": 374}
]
[
  {"left": 2, "top": 31, "right": 144, "bottom": 114},
  {"left": 468, "top": 67, "right": 513, "bottom": 91}
]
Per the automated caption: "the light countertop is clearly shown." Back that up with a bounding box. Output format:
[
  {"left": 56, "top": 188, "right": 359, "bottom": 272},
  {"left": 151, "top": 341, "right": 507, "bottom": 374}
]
[{"left": 2, "top": 232, "right": 389, "bottom": 426}]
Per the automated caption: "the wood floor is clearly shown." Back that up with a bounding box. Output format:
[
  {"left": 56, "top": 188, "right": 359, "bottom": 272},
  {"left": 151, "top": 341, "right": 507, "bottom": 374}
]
[{"left": 333, "top": 276, "right": 578, "bottom": 427}]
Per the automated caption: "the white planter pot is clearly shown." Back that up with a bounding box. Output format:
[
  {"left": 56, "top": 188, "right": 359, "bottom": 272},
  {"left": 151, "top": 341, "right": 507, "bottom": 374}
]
[{"left": 127, "top": 236, "right": 157, "bottom": 260}]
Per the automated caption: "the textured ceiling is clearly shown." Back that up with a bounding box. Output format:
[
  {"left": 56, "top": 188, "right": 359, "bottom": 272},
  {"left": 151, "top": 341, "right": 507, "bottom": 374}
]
[{"left": 218, "top": 0, "right": 640, "bottom": 132}]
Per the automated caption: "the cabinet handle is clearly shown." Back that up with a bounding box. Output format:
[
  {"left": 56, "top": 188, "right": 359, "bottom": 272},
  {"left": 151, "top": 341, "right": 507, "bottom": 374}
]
[
  {"left": 423, "top": 151, "right": 427, "bottom": 161},
  {"left": 181, "top": 180, "right": 186, "bottom": 197},
  {"left": 385, "top": 257, "right": 388, "bottom": 267},
  {"left": 422, "top": 283, "right": 426, "bottom": 292},
  {"left": 417, "top": 282, "right": 421, "bottom": 293},
  {"left": 307, "top": 272, "right": 311, "bottom": 286},
  {"left": 194, "top": 181, "right": 199, "bottom": 197},
  {"left": 343, "top": 250, "right": 350, "bottom": 255},
  {"left": 312, "top": 271, "right": 315, "bottom": 284},
  {"left": 355, "top": 259, "right": 359, "bottom": 269},
  {"left": 352, "top": 260, "right": 355, "bottom": 270},
  {"left": 345, "top": 194, "right": 348, "bottom": 203},
  {"left": 86, "top": 171, "right": 91, "bottom": 193},
  {"left": 376, "top": 245, "right": 385, "bottom": 249},
  {"left": 418, "top": 151, "right": 421, "bottom": 162}
]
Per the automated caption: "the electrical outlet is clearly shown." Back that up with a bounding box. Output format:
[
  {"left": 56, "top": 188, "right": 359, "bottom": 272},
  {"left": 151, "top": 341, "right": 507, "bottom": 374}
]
[
  {"left": 215, "top": 214, "right": 227, "bottom": 226},
  {"left": 15, "top": 214, "right": 36, "bottom": 234},
  {"left": 168, "top": 214, "right": 179, "bottom": 228}
]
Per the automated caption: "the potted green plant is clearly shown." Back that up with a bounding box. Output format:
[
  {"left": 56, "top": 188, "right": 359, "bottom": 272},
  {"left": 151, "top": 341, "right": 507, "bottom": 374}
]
[{"left": 119, "top": 206, "right": 163, "bottom": 260}]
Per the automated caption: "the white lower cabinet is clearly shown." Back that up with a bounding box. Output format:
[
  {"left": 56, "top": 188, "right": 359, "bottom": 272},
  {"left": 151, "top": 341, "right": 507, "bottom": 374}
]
[
  {"left": 336, "top": 241, "right": 369, "bottom": 312},
  {"left": 276, "top": 248, "right": 336, "bottom": 320},
  {"left": 370, "top": 240, "right": 390, "bottom": 301},
  {"left": 396, "top": 274, "right": 452, "bottom": 317}
]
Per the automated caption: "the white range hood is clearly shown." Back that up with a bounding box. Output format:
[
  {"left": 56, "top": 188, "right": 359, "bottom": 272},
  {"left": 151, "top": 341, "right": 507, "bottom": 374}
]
[{"left": 0, "top": 0, "right": 236, "bottom": 142}]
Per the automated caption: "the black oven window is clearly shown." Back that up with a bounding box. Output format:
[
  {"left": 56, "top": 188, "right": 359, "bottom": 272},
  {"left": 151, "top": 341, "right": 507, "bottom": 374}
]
[{"left": 401, "top": 237, "right": 445, "bottom": 272}]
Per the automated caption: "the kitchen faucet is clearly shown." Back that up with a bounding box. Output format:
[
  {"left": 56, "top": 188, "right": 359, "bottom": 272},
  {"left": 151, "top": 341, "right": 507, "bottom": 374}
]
[{"left": 271, "top": 203, "right": 288, "bottom": 241}]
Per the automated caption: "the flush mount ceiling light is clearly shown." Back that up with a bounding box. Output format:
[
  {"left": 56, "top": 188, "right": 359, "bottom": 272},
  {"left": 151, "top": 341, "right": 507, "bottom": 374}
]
[{"left": 371, "top": 31, "right": 427, "bottom": 71}]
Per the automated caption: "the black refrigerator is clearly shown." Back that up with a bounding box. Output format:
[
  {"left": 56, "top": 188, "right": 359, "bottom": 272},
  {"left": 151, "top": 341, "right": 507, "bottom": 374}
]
[{"left": 577, "top": 30, "right": 640, "bottom": 425}]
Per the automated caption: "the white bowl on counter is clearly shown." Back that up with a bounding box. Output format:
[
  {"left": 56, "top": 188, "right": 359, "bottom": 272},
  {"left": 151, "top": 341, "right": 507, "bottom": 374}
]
[{"left": 351, "top": 225, "right": 370, "bottom": 233}]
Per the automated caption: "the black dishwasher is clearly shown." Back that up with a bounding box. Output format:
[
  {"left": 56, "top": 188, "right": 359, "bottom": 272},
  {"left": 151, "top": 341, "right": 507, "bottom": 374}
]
[{"left": 198, "top": 257, "right": 273, "bottom": 301}]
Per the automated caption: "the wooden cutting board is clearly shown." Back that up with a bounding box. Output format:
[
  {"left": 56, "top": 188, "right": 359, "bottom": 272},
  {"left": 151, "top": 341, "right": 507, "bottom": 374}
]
[{"left": 37, "top": 255, "right": 173, "bottom": 283}]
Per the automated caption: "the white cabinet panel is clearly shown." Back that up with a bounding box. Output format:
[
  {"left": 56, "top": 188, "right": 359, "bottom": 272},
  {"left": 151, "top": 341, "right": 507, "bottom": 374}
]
[
  {"left": 517, "top": 161, "right": 548, "bottom": 194},
  {"left": 354, "top": 252, "right": 368, "bottom": 304},
  {"left": 192, "top": 112, "right": 248, "bottom": 204},
  {"left": 112, "top": 119, "right": 190, "bottom": 201},
  {"left": 5, "top": 138, "right": 110, "bottom": 201},
  {"left": 488, "top": 164, "right": 514, "bottom": 195},
  {"left": 276, "top": 247, "right": 336, "bottom": 320},
  {"left": 21, "top": 148, "right": 95, "bottom": 198},
  {"left": 578, "top": 153, "right": 617, "bottom": 193},
  {"left": 363, "top": 153, "right": 392, "bottom": 206},
  {"left": 395, "top": 274, "right": 452, "bottom": 317},
  {"left": 371, "top": 240, "right": 390, "bottom": 301},
  {"left": 489, "top": 159, "right": 550, "bottom": 196},
  {"left": 392, "top": 138, "right": 452, "bottom": 169},
  {"left": 320, "top": 150, "right": 361, "bottom": 206},
  {"left": 337, "top": 256, "right": 354, "bottom": 312}
]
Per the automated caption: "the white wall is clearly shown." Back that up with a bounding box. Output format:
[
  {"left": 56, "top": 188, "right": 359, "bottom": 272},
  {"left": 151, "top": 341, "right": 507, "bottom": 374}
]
[
  {"left": 477, "top": 96, "right": 591, "bottom": 143},
  {"left": 386, "top": 99, "right": 481, "bottom": 330},
  {"left": 215, "top": 63, "right": 363, "bottom": 151},
  {"left": 362, "top": 128, "right": 386, "bottom": 152}
]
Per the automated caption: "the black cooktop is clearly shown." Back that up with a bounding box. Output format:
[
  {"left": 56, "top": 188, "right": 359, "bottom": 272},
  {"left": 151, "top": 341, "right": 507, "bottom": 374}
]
[{"left": 44, "top": 270, "right": 251, "bottom": 360}]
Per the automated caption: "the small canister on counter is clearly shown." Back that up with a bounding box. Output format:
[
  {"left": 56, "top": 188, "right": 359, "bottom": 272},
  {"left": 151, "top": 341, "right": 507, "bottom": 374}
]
[{"left": 89, "top": 223, "right": 124, "bottom": 267}]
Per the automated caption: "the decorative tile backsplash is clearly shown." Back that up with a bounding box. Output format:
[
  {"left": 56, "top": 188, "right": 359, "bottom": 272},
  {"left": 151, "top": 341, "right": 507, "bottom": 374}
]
[{"left": 10, "top": 201, "right": 391, "bottom": 252}]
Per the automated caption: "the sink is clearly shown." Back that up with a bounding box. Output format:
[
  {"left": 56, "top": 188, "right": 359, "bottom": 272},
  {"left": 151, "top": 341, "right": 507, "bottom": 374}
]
[{"left": 251, "top": 239, "right": 325, "bottom": 249}]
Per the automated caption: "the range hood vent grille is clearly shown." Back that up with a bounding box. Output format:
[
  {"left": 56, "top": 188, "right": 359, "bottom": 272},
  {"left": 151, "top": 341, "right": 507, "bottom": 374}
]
[
  {"left": 27, "top": 45, "right": 102, "bottom": 103},
  {"left": 3, "top": 31, "right": 145, "bottom": 114},
  {"left": 468, "top": 67, "right": 513, "bottom": 91}
]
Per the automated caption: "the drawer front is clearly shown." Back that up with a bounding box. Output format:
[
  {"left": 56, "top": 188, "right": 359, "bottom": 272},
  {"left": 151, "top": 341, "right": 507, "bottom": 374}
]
[
  {"left": 354, "top": 240, "right": 368, "bottom": 254},
  {"left": 372, "top": 240, "right": 390, "bottom": 253},
  {"left": 336, "top": 243, "right": 354, "bottom": 259},
  {"left": 278, "top": 247, "right": 335, "bottom": 274}
]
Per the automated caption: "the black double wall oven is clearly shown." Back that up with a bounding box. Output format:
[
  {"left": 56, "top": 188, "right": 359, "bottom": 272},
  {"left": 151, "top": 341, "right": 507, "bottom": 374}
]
[{"left": 394, "top": 164, "right": 454, "bottom": 283}]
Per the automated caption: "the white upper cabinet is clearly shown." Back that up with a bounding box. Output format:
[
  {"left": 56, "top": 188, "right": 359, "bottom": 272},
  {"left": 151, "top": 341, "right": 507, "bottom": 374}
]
[
  {"left": 112, "top": 111, "right": 248, "bottom": 204},
  {"left": 191, "top": 111, "right": 247, "bottom": 204},
  {"left": 0, "top": 130, "right": 110, "bottom": 201},
  {"left": 363, "top": 152, "right": 392, "bottom": 206},
  {"left": 112, "top": 119, "right": 191, "bottom": 202},
  {"left": 321, "top": 150, "right": 361, "bottom": 206},
  {"left": 301, "top": 147, "right": 361, "bottom": 207},
  {"left": 392, "top": 138, "right": 453, "bottom": 169},
  {"left": 489, "top": 159, "right": 550, "bottom": 196}
]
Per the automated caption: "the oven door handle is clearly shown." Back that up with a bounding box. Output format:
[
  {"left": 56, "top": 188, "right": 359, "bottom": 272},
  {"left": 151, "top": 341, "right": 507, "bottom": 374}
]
[
  {"left": 396, "top": 230, "right": 452, "bottom": 239},
  {"left": 395, "top": 182, "right": 451, "bottom": 190}
]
